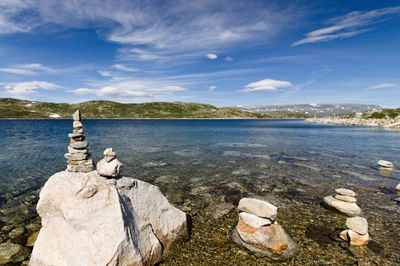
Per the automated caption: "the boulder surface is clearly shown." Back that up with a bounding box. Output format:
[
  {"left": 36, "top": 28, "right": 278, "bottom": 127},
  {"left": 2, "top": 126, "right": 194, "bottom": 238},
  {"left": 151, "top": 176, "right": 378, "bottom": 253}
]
[{"left": 30, "top": 171, "right": 187, "bottom": 266}]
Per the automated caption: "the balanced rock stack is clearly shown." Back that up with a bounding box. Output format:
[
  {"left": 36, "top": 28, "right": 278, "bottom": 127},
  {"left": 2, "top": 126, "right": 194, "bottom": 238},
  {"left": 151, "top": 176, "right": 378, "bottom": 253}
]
[
  {"left": 338, "top": 216, "right": 370, "bottom": 246},
  {"left": 377, "top": 160, "right": 394, "bottom": 169},
  {"left": 64, "top": 110, "right": 95, "bottom": 173},
  {"left": 97, "top": 148, "right": 123, "bottom": 178},
  {"left": 324, "top": 188, "right": 361, "bottom": 217},
  {"left": 231, "top": 198, "right": 297, "bottom": 259}
]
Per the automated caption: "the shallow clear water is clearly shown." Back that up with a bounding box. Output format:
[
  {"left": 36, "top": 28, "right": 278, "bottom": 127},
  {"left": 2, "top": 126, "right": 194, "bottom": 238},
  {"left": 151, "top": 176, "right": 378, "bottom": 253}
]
[{"left": 0, "top": 119, "right": 399, "bottom": 264}]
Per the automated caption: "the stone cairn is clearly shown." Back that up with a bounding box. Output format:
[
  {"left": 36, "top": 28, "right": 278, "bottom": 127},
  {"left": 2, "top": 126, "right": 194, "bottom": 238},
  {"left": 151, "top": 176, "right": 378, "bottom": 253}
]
[
  {"left": 64, "top": 110, "right": 95, "bottom": 173},
  {"left": 231, "top": 198, "right": 297, "bottom": 259},
  {"left": 324, "top": 188, "right": 361, "bottom": 217},
  {"left": 338, "top": 216, "right": 370, "bottom": 246},
  {"left": 97, "top": 148, "right": 123, "bottom": 178}
]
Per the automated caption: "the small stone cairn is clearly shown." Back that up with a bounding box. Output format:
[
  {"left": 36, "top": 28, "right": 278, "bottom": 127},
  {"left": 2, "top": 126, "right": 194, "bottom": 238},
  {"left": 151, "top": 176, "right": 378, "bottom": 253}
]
[
  {"left": 64, "top": 110, "right": 95, "bottom": 173},
  {"left": 97, "top": 148, "right": 123, "bottom": 178},
  {"left": 338, "top": 216, "right": 370, "bottom": 246},
  {"left": 324, "top": 188, "right": 361, "bottom": 217},
  {"left": 231, "top": 198, "right": 297, "bottom": 259}
]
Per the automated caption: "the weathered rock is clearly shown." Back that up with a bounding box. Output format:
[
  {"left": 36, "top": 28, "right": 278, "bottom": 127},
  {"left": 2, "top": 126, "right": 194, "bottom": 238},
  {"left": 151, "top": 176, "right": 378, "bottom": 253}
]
[
  {"left": 26, "top": 231, "right": 39, "bottom": 247},
  {"left": 73, "top": 120, "right": 83, "bottom": 129},
  {"left": 97, "top": 158, "right": 123, "bottom": 178},
  {"left": 324, "top": 196, "right": 361, "bottom": 216},
  {"left": 68, "top": 133, "right": 84, "bottom": 138},
  {"left": 339, "top": 229, "right": 349, "bottom": 241},
  {"left": 232, "top": 223, "right": 297, "bottom": 259},
  {"left": 30, "top": 171, "right": 187, "bottom": 266},
  {"left": 73, "top": 110, "right": 81, "bottom": 121},
  {"left": 68, "top": 146, "right": 88, "bottom": 154},
  {"left": 238, "top": 198, "right": 277, "bottom": 219},
  {"left": 377, "top": 160, "right": 394, "bottom": 168},
  {"left": 348, "top": 229, "right": 370, "bottom": 246},
  {"left": 104, "top": 148, "right": 117, "bottom": 162},
  {"left": 335, "top": 188, "right": 356, "bottom": 197},
  {"left": 64, "top": 152, "right": 90, "bottom": 161},
  {"left": 208, "top": 202, "right": 235, "bottom": 219},
  {"left": 73, "top": 128, "right": 84, "bottom": 134},
  {"left": 0, "top": 242, "right": 30, "bottom": 264},
  {"left": 239, "top": 212, "right": 272, "bottom": 228},
  {"left": 67, "top": 159, "right": 95, "bottom": 173},
  {"left": 69, "top": 141, "right": 88, "bottom": 149},
  {"left": 335, "top": 194, "right": 357, "bottom": 203},
  {"left": 346, "top": 217, "right": 368, "bottom": 235},
  {"left": 396, "top": 183, "right": 400, "bottom": 191}
]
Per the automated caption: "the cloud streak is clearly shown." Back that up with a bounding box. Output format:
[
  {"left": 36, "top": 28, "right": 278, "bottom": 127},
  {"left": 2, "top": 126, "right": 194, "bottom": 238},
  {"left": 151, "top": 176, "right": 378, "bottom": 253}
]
[
  {"left": 293, "top": 6, "right": 400, "bottom": 46},
  {"left": 1, "top": 81, "right": 62, "bottom": 95},
  {"left": 241, "top": 79, "right": 292, "bottom": 93},
  {"left": 366, "top": 83, "right": 397, "bottom": 90}
]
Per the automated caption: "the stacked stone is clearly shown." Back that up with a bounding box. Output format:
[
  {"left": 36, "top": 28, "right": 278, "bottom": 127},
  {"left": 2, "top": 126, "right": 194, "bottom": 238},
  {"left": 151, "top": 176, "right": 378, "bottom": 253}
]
[
  {"left": 64, "top": 110, "right": 95, "bottom": 173},
  {"left": 231, "top": 198, "right": 297, "bottom": 259},
  {"left": 339, "top": 216, "right": 370, "bottom": 246},
  {"left": 96, "top": 148, "right": 123, "bottom": 178},
  {"left": 324, "top": 188, "right": 361, "bottom": 217}
]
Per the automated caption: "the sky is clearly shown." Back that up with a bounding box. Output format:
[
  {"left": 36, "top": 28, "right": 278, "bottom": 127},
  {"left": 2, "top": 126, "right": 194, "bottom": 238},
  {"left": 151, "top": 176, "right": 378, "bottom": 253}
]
[{"left": 0, "top": 0, "right": 399, "bottom": 107}]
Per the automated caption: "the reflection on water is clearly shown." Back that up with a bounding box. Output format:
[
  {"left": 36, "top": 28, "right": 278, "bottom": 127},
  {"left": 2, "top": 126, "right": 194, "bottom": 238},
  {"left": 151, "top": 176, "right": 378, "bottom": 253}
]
[{"left": 0, "top": 119, "right": 399, "bottom": 264}]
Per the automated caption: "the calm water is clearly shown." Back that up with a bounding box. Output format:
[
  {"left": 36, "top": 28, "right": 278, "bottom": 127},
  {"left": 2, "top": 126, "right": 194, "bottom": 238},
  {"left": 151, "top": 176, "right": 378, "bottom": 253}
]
[{"left": 0, "top": 119, "right": 399, "bottom": 264}]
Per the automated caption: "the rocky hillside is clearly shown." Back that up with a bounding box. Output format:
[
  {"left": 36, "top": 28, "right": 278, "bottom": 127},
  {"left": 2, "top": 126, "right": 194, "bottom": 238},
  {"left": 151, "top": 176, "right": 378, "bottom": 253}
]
[
  {"left": 0, "top": 98, "right": 279, "bottom": 119},
  {"left": 235, "top": 103, "right": 380, "bottom": 116}
]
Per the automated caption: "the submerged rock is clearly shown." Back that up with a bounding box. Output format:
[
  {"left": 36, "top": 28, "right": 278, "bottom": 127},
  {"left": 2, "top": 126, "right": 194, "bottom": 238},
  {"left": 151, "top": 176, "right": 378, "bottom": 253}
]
[
  {"left": 377, "top": 160, "right": 394, "bottom": 168},
  {"left": 0, "top": 242, "right": 30, "bottom": 264},
  {"left": 324, "top": 196, "right": 361, "bottom": 217},
  {"left": 30, "top": 171, "right": 187, "bottom": 266},
  {"left": 395, "top": 183, "right": 400, "bottom": 191}
]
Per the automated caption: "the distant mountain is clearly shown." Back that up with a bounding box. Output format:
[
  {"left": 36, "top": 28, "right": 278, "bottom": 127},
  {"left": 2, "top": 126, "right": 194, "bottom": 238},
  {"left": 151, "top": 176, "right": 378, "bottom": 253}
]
[{"left": 234, "top": 103, "right": 381, "bottom": 116}]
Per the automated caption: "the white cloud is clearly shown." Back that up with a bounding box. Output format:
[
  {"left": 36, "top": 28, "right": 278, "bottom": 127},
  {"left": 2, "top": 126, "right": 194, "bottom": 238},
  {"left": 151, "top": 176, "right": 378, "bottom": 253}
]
[
  {"left": 98, "top": 70, "right": 113, "bottom": 77},
  {"left": 112, "top": 64, "right": 138, "bottom": 72},
  {"left": 293, "top": 6, "right": 400, "bottom": 46},
  {"left": 1, "top": 81, "right": 62, "bottom": 95},
  {"left": 366, "top": 83, "right": 397, "bottom": 90},
  {"left": 71, "top": 79, "right": 187, "bottom": 99},
  {"left": 20, "top": 63, "right": 53, "bottom": 72},
  {"left": 224, "top": 56, "right": 233, "bottom": 62},
  {"left": 241, "top": 79, "right": 292, "bottom": 93},
  {"left": 206, "top": 54, "right": 218, "bottom": 60},
  {"left": 0, "top": 68, "right": 36, "bottom": 75},
  {"left": 209, "top": 85, "right": 217, "bottom": 91}
]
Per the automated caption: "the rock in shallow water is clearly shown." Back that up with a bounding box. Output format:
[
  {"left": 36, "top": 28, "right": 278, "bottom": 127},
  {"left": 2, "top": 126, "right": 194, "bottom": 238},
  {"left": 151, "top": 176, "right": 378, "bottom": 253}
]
[
  {"left": 335, "top": 194, "right": 357, "bottom": 203},
  {"left": 348, "top": 229, "right": 370, "bottom": 246},
  {"left": 0, "top": 242, "right": 30, "bottom": 264},
  {"left": 324, "top": 196, "right": 361, "bottom": 217},
  {"left": 239, "top": 212, "right": 272, "bottom": 228},
  {"left": 30, "top": 171, "right": 187, "bottom": 266},
  {"left": 335, "top": 188, "right": 356, "bottom": 197},
  {"left": 346, "top": 217, "right": 368, "bottom": 235},
  {"left": 238, "top": 198, "right": 277, "bottom": 219},
  {"left": 377, "top": 160, "right": 394, "bottom": 168},
  {"left": 396, "top": 183, "right": 400, "bottom": 191}
]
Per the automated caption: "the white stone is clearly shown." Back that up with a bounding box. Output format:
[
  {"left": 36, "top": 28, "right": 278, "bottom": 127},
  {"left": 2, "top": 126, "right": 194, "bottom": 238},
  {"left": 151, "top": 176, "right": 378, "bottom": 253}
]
[
  {"left": 30, "top": 171, "right": 187, "bottom": 266},
  {"left": 348, "top": 229, "right": 370, "bottom": 246},
  {"left": 396, "top": 183, "right": 400, "bottom": 191},
  {"left": 346, "top": 217, "right": 368, "bottom": 235},
  {"left": 339, "top": 229, "right": 349, "bottom": 241},
  {"left": 97, "top": 158, "right": 123, "bottom": 178},
  {"left": 324, "top": 196, "right": 361, "bottom": 217},
  {"left": 72, "top": 110, "right": 81, "bottom": 121},
  {"left": 238, "top": 198, "right": 277, "bottom": 219},
  {"left": 239, "top": 212, "right": 272, "bottom": 228},
  {"left": 335, "top": 188, "right": 356, "bottom": 197},
  {"left": 378, "top": 160, "right": 394, "bottom": 168},
  {"left": 335, "top": 194, "right": 357, "bottom": 203}
]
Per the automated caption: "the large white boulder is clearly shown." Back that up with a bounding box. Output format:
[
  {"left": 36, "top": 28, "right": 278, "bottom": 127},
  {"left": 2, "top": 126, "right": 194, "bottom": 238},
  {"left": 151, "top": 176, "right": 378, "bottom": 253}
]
[{"left": 30, "top": 171, "right": 187, "bottom": 266}]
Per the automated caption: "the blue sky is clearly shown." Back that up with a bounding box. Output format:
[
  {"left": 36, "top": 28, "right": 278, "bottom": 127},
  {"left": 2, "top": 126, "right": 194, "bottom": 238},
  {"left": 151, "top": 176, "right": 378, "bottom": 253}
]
[{"left": 0, "top": 0, "right": 399, "bottom": 107}]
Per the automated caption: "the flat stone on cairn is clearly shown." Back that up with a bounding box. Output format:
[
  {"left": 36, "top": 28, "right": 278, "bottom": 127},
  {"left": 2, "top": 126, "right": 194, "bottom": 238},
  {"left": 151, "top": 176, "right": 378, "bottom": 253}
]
[
  {"left": 232, "top": 198, "right": 297, "bottom": 259},
  {"left": 324, "top": 188, "right": 361, "bottom": 217},
  {"left": 64, "top": 110, "right": 95, "bottom": 173},
  {"left": 377, "top": 160, "right": 394, "bottom": 168},
  {"left": 338, "top": 216, "right": 370, "bottom": 246},
  {"left": 97, "top": 148, "right": 123, "bottom": 178}
]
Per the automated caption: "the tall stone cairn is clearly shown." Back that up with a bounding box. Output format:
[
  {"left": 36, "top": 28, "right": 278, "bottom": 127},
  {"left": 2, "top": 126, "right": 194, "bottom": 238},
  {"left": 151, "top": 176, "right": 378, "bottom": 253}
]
[{"left": 64, "top": 110, "right": 95, "bottom": 173}]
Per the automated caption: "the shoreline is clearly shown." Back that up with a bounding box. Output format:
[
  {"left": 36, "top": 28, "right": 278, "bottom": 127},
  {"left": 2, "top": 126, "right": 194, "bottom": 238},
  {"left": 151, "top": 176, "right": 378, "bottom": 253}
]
[
  {"left": 0, "top": 117, "right": 305, "bottom": 120},
  {"left": 306, "top": 117, "right": 400, "bottom": 129}
]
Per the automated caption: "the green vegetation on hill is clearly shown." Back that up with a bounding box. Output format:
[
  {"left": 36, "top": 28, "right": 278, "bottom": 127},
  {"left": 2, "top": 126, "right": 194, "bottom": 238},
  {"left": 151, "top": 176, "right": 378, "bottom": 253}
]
[{"left": 366, "top": 108, "right": 400, "bottom": 119}]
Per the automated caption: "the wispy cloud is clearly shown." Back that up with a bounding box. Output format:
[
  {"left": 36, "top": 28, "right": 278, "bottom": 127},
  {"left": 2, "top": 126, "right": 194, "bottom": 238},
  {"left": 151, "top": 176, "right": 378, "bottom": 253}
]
[
  {"left": 293, "top": 6, "right": 400, "bottom": 46},
  {"left": 241, "top": 79, "right": 292, "bottom": 93},
  {"left": 98, "top": 70, "right": 113, "bottom": 77},
  {"left": 209, "top": 85, "right": 217, "bottom": 91},
  {"left": 71, "top": 79, "right": 187, "bottom": 99},
  {"left": 112, "top": 64, "right": 138, "bottom": 72},
  {"left": 206, "top": 54, "right": 218, "bottom": 60},
  {"left": 366, "top": 83, "right": 397, "bottom": 90},
  {"left": 0, "top": 63, "right": 55, "bottom": 75},
  {"left": 1, "top": 81, "right": 62, "bottom": 95},
  {"left": 0, "top": 68, "right": 36, "bottom": 75},
  {"left": 224, "top": 56, "right": 233, "bottom": 62}
]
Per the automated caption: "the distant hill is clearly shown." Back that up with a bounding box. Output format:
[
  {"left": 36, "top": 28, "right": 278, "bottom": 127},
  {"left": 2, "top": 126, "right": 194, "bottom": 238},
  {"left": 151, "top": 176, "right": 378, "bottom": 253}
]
[
  {"left": 235, "top": 103, "right": 381, "bottom": 116},
  {"left": 0, "top": 98, "right": 298, "bottom": 119}
]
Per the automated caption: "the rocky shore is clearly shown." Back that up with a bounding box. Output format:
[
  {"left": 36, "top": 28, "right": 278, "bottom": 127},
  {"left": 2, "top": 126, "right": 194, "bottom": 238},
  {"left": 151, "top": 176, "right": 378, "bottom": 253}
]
[{"left": 306, "top": 115, "right": 400, "bottom": 128}]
